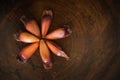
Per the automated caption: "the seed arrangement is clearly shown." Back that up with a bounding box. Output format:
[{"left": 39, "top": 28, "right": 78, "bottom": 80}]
[{"left": 15, "top": 10, "right": 72, "bottom": 69}]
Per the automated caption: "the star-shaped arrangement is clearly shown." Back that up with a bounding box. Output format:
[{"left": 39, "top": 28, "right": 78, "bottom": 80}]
[{"left": 15, "top": 10, "right": 72, "bottom": 69}]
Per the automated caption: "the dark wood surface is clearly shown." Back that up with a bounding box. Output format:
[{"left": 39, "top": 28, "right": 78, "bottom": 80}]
[{"left": 0, "top": 0, "right": 120, "bottom": 80}]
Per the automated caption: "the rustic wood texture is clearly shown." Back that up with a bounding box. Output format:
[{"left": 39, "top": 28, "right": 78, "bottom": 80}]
[{"left": 0, "top": 0, "right": 120, "bottom": 80}]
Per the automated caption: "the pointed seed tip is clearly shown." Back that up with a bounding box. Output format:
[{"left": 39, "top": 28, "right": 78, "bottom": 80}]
[
  {"left": 57, "top": 51, "right": 69, "bottom": 60},
  {"left": 16, "top": 54, "right": 26, "bottom": 63},
  {"left": 67, "top": 28, "right": 72, "bottom": 34},
  {"left": 64, "top": 26, "right": 72, "bottom": 37},
  {"left": 20, "top": 15, "right": 30, "bottom": 24},
  {"left": 66, "top": 56, "right": 70, "bottom": 60},
  {"left": 43, "top": 61, "right": 53, "bottom": 69},
  {"left": 14, "top": 33, "right": 20, "bottom": 41},
  {"left": 20, "top": 15, "right": 26, "bottom": 21},
  {"left": 42, "top": 9, "right": 53, "bottom": 18}
]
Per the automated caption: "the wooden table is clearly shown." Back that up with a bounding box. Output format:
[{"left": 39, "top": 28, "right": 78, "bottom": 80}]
[{"left": 0, "top": 0, "right": 119, "bottom": 80}]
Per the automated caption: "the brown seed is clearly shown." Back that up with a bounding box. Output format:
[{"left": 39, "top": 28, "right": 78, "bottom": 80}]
[
  {"left": 46, "top": 40, "right": 69, "bottom": 60},
  {"left": 41, "top": 10, "right": 53, "bottom": 37},
  {"left": 39, "top": 40, "right": 52, "bottom": 69},
  {"left": 20, "top": 16, "right": 40, "bottom": 37},
  {"left": 17, "top": 42, "right": 39, "bottom": 62},
  {"left": 15, "top": 32, "right": 39, "bottom": 43},
  {"left": 45, "top": 25, "right": 72, "bottom": 40}
]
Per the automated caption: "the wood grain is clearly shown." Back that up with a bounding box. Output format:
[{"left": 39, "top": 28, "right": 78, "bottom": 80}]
[{"left": 0, "top": 0, "right": 119, "bottom": 80}]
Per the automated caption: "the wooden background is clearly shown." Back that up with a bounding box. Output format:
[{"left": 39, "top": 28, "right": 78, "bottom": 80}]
[{"left": 0, "top": 0, "right": 120, "bottom": 80}]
